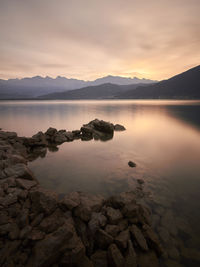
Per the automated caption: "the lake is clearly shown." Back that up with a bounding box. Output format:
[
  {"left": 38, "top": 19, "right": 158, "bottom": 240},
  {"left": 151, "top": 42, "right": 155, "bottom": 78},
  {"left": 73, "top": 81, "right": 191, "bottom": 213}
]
[{"left": 0, "top": 99, "right": 200, "bottom": 266}]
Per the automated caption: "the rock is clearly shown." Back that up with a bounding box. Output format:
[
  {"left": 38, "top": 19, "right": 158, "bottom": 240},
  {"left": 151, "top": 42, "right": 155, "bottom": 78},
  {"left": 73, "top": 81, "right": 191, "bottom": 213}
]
[
  {"left": 96, "top": 229, "right": 113, "bottom": 249},
  {"left": 31, "top": 213, "right": 44, "bottom": 227},
  {"left": 29, "top": 187, "right": 58, "bottom": 215},
  {"left": 19, "top": 225, "right": 32, "bottom": 239},
  {"left": 74, "top": 193, "right": 104, "bottom": 222},
  {"left": 87, "top": 119, "right": 114, "bottom": 134},
  {"left": 16, "top": 178, "right": 37, "bottom": 190},
  {"left": 3, "top": 163, "right": 35, "bottom": 180},
  {"left": 128, "top": 161, "right": 136, "bottom": 168},
  {"left": 137, "top": 250, "right": 159, "bottom": 267},
  {"left": 91, "top": 250, "right": 108, "bottom": 267},
  {"left": 129, "top": 225, "right": 148, "bottom": 251},
  {"left": 157, "top": 226, "right": 171, "bottom": 244},
  {"left": 108, "top": 243, "right": 125, "bottom": 267},
  {"left": 8, "top": 223, "right": 20, "bottom": 240},
  {"left": 180, "top": 247, "right": 200, "bottom": 262},
  {"left": 122, "top": 202, "right": 139, "bottom": 218},
  {"left": 167, "top": 247, "right": 180, "bottom": 260},
  {"left": 142, "top": 224, "right": 163, "bottom": 256},
  {"left": 60, "top": 237, "right": 85, "bottom": 266},
  {"left": 45, "top": 127, "right": 57, "bottom": 138},
  {"left": 118, "top": 219, "right": 129, "bottom": 231},
  {"left": 38, "top": 209, "right": 65, "bottom": 233},
  {"left": 164, "top": 259, "right": 184, "bottom": 267},
  {"left": 1, "top": 193, "right": 18, "bottom": 207},
  {"left": 114, "top": 124, "right": 126, "bottom": 131},
  {"left": 60, "top": 191, "right": 80, "bottom": 210},
  {"left": 105, "top": 225, "right": 120, "bottom": 238},
  {"left": 0, "top": 240, "right": 21, "bottom": 266},
  {"left": 137, "top": 179, "right": 144, "bottom": 184},
  {"left": 105, "top": 207, "right": 123, "bottom": 224},
  {"left": 125, "top": 239, "right": 137, "bottom": 267},
  {"left": 91, "top": 212, "right": 107, "bottom": 227},
  {"left": 74, "top": 217, "right": 89, "bottom": 249},
  {"left": 115, "top": 229, "right": 130, "bottom": 250},
  {"left": 160, "top": 210, "right": 177, "bottom": 236},
  {"left": 27, "top": 223, "right": 74, "bottom": 267},
  {"left": 28, "top": 229, "right": 45, "bottom": 241}
]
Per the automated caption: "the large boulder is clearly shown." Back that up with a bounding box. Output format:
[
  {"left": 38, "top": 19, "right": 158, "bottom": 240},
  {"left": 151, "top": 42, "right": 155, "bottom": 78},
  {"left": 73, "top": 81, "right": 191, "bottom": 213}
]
[
  {"left": 27, "top": 223, "right": 75, "bottom": 267},
  {"left": 29, "top": 187, "right": 58, "bottom": 215}
]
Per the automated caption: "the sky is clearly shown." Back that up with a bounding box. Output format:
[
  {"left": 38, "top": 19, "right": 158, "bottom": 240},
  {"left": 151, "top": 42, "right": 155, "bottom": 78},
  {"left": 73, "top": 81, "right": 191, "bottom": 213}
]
[{"left": 0, "top": 0, "right": 199, "bottom": 81}]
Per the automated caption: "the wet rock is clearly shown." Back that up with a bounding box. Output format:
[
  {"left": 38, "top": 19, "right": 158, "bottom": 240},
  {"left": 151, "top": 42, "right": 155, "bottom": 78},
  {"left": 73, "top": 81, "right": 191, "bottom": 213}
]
[
  {"left": 128, "top": 161, "right": 136, "bottom": 168},
  {"left": 74, "top": 193, "right": 104, "bottom": 222},
  {"left": 8, "top": 223, "right": 20, "bottom": 240},
  {"left": 74, "top": 217, "right": 90, "bottom": 249},
  {"left": 1, "top": 193, "right": 18, "bottom": 207},
  {"left": 105, "top": 225, "right": 120, "bottom": 238},
  {"left": 137, "top": 179, "right": 144, "bottom": 184},
  {"left": 125, "top": 240, "right": 137, "bottom": 267},
  {"left": 19, "top": 225, "right": 32, "bottom": 239},
  {"left": 137, "top": 250, "right": 159, "bottom": 267},
  {"left": 0, "top": 240, "right": 21, "bottom": 266},
  {"left": 96, "top": 229, "right": 113, "bottom": 249},
  {"left": 28, "top": 229, "right": 45, "bottom": 241},
  {"left": 105, "top": 207, "right": 123, "bottom": 224},
  {"left": 27, "top": 223, "right": 74, "bottom": 267},
  {"left": 108, "top": 243, "right": 125, "bottom": 267},
  {"left": 3, "top": 163, "right": 35, "bottom": 180},
  {"left": 17, "top": 209, "right": 29, "bottom": 228},
  {"left": 16, "top": 178, "right": 37, "bottom": 190},
  {"left": 129, "top": 224, "right": 148, "bottom": 251},
  {"left": 91, "top": 212, "right": 107, "bottom": 227},
  {"left": 114, "top": 124, "right": 126, "bottom": 131},
  {"left": 142, "top": 224, "right": 163, "bottom": 256},
  {"left": 167, "top": 246, "right": 180, "bottom": 260},
  {"left": 0, "top": 210, "right": 11, "bottom": 225},
  {"left": 87, "top": 119, "right": 114, "bottom": 134},
  {"left": 31, "top": 213, "right": 44, "bottom": 227},
  {"left": 180, "top": 247, "right": 200, "bottom": 262},
  {"left": 160, "top": 210, "right": 177, "bottom": 236},
  {"left": 157, "top": 226, "right": 171, "bottom": 244},
  {"left": 45, "top": 127, "right": 57, "bottom": 138},
  {"left": 164, "top": 259, "right": 184, "bottom": 267},
  {"left": 60, "top": 191, "right": 80, "bottom": 210},
  {"left": 122, "top": 202, "right": 139, "bottom": 218},
  {"left": 38, "top": 209, "right": 65, "bottom": 233},
  {"left": 115, "top": 229, "right": 130, "bottom": 250},
  {"left": 118, "top": 219, "right": 129, "bottom": 231},
  {"left": 29, "top": 187, "right": 58, "bottom": 215},
  {"left": 91, "top": 250, "right": 108, "bottom": 267}
]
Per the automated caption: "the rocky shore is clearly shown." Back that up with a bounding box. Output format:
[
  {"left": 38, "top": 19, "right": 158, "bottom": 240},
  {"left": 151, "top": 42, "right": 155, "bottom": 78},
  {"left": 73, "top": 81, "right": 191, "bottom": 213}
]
[{"left": 0, "top": 119, "right": 164, "bottom": 267}]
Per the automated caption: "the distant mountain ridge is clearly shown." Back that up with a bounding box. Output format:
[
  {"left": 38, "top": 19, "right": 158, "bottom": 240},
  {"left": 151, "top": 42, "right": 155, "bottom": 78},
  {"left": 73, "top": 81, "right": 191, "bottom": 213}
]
[
  {"left": 0, "top": 75, "right": 156, "bottom": 99},
  {"left": 39, "top": 65, "right": 200, "bottom": 100},
  {"left": 116, "top": 65, "right": 200, "bottom": 99}
]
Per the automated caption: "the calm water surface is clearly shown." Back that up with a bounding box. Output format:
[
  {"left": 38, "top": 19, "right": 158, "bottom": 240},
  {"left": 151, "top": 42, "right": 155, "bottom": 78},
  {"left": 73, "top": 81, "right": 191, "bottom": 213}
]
[{"left": 0, "top": 100, "right": 200, "bottom": 265}]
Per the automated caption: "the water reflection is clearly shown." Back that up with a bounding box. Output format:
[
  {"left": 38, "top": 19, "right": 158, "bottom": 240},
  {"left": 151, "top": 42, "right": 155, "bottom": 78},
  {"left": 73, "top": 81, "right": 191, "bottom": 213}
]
[{"left": 1, "top": 100, "right": 200, "bottom": 265}]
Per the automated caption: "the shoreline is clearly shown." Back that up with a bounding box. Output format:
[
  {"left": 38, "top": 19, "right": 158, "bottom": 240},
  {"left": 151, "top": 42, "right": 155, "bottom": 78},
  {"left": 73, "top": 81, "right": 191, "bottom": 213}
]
[{"left": 0, "top": 119, "right": 163, "bottom": 267}]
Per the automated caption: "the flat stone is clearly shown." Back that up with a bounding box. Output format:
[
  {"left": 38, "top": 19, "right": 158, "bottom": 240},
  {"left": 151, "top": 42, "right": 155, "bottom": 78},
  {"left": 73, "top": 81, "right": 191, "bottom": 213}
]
[
  {"left": 129, "top": 224, "right": 148, "bottom": 251},
  {"left": 16, "top": 178, "right": 37, "bottom": 190}
]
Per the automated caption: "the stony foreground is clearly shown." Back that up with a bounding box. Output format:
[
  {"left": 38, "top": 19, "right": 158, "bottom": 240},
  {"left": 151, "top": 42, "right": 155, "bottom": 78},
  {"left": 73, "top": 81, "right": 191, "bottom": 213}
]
[{"left": 0, "top": 119, "right": 163, "bottom": 267}]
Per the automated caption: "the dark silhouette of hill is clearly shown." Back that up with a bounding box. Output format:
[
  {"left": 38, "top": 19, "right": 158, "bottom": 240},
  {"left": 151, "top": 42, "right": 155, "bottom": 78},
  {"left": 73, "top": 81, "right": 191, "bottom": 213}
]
[
  {"left": 38, "top": 83, "right": 145, "bottom": 99},
  {"left": 117, "top": 65, "right": 200, "bottom": 99}
]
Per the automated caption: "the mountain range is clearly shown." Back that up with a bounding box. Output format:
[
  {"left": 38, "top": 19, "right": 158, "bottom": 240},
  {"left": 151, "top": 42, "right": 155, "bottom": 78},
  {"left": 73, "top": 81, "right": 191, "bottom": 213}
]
[
  {"left": 0, "top": 75, "right": 155, "bottom": 99},
  {"left": 39, "top": 65, "right": 200, "bottom": 100},
  {"left": 0, "top": 65, "right": 199, "bottom": 99}
]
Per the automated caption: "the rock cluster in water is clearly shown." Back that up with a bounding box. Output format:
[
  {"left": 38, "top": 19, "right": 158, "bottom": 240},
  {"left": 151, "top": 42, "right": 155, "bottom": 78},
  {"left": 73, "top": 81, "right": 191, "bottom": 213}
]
[{"left": 0, "top": 119, "right": 164, "bottom": 267}]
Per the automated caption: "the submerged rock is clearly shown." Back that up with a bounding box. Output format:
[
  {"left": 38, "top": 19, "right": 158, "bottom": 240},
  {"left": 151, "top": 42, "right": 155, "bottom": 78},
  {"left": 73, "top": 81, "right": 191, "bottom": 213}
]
[
  {"left": 128, "top": 161, "right": 136, "bottom": 167},
  {"left": 114, "top": 124, "right": 126, "bottom": 131}
]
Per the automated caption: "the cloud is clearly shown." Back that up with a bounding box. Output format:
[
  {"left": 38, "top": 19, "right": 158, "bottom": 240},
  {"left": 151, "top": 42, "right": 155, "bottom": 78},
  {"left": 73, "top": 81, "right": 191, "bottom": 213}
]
[{"left": 0, "top": 0, "right": 199, "bottom": 80}]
